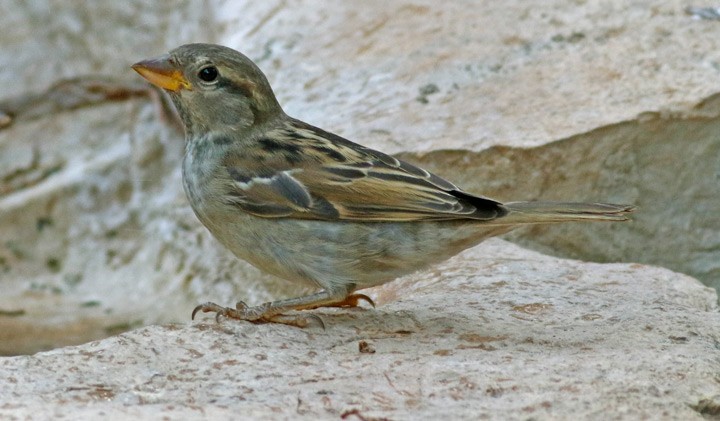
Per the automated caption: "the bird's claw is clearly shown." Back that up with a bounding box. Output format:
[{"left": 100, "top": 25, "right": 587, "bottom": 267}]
[
  {"left": 308, "top": 293, "right": 376, "bottom": 309},
  {"left": 191, "top": 301, "right": 324, "bottom": 329},
  {"left": 341, "top": 293, "right": 376, "bottom": 308}
]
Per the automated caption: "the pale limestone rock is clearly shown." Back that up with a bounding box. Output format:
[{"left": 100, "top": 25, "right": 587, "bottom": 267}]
[
  {"left": 0, "top": 7, "right": 717, "bottom": 416},
  {"left": 0, "top": 240, "right": 718, "bottom": 419}
]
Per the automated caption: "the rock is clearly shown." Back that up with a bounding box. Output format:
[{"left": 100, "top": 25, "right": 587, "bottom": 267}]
[
  {"left": 0, "top": 240, "right": 718, "bottom": 419},
  {"left": 0, "top": 0, "right": 718, "bottom": 362}
]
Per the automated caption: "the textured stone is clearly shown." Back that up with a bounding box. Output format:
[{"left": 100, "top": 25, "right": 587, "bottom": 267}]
[
  {"left": 1, "top": 240, "right": 718, "bottom": 419},
  {"left": 0, "top": 2, "right": 717, "bottom": 406}
]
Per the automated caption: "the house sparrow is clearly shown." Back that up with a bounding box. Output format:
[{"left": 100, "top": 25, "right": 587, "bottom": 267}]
[{"left": 132, "top": 43, "right": 633, "bottom": 327}]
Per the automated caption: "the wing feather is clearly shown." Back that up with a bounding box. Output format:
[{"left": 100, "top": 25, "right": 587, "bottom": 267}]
[{"left": 221, "top": 120, "right": 507, "bottom": 221}]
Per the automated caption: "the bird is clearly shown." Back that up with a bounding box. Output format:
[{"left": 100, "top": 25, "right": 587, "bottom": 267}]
[{"left": 132, "top": 43, "right": 634, "bottom": 328}]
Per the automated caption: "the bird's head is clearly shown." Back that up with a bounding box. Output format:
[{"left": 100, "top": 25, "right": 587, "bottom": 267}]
[{"left": 132, "top": 43, "right": 282, "bottom": 136}]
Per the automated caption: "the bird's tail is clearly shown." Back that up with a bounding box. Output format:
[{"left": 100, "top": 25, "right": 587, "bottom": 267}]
[{"left": 496, "top": 201, "right": 635, "bottom": 225}]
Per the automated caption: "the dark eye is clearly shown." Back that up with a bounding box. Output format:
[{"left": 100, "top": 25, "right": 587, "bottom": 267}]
[{"left": 198, "top": 66, "right": 218, "bottom": 82}]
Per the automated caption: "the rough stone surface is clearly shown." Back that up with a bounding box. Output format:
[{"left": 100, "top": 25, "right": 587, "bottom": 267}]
[
  {"left": 399, "top": 103, "right": 720, "bottom": 289},
  {"left": 0, "top": 2, "right": 719, "bottom": 417},
  {"left": 1, "top": 240, "right": 718, "bottom": 420}
]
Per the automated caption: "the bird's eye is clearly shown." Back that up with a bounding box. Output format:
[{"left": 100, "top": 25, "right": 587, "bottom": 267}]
[{"left": 198, "top": 66, "right": 219, "bottom": 82}]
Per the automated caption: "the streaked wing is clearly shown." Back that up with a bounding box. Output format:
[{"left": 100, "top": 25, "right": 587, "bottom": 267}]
[{"left": 221, "top": 119, "right": 506, "bottom": 222}]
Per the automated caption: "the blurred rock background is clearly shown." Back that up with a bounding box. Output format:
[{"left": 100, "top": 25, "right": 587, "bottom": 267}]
[{"left": 1, "top": 1, "right": 719, "bottom": 356}]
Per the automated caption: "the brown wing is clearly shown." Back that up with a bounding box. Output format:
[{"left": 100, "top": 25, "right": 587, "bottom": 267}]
[{"left": 220, "top": 119, "right": 507, "bottom": 221}]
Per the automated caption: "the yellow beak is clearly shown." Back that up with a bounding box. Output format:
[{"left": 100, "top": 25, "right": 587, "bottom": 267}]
[{"left": 131, "top": 54, "right": 191, "bottom": 92}]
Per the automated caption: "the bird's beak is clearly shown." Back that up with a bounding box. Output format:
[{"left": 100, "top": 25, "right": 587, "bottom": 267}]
[{"left": 131, "top": 54, "right": 192, "bottom": 92}]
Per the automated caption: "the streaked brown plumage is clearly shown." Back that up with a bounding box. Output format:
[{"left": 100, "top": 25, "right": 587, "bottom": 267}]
[{"left": 132, "top": 43, "right": 633, "bottom": 327}]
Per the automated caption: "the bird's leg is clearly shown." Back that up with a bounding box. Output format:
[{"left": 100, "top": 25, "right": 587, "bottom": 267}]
[
  {"left": 305, "top": 293, "right": 375, "bottom": 309},
  {"left": 191, "top": 285, "right": 373, "bottom": 328}
]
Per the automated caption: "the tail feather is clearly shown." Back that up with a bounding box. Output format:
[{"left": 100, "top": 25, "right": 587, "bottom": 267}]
[{"left": 497, "top": 201, "right": 635, "bottom": 224}]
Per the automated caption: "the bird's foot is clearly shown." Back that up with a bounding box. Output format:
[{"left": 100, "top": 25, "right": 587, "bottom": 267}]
[
  {"left": 191, "top": 301, "right": 324, "bottom": 329},
  {"left": 311, "top": 293, "right": 375, "bottom": 309}
]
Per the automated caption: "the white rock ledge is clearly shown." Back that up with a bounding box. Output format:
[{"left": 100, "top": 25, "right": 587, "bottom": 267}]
[
  {"left": 1, "top": 239, "right": 718, "bottom": 420},
  {"left": 2, "top": 2, "right": 720, "bottom": 418}
]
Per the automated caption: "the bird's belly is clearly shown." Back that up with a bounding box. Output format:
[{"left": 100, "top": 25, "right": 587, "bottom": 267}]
[{"left": 196, "top": 208, "right": 511, "bottom": 291}]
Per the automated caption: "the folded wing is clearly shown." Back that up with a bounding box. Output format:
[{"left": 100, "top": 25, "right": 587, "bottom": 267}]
[{"left": 221, "top": 120, "right": 507, "bottom": 222}]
